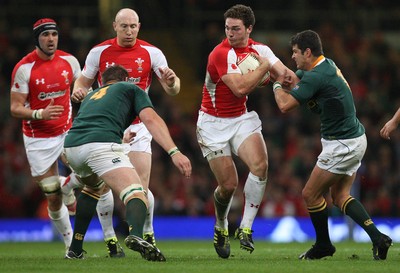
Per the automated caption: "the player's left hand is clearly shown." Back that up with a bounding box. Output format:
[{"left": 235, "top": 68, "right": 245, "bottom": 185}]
[
  {"left": 123, "top": 130, "right": 137, "bottom": 144},
  {"left": 159, "top": 67, "right": 176, "bottom": 88}
]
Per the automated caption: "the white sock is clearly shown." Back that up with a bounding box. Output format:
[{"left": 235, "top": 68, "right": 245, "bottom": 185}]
[
  {"left": 96, "top": 190, "right": 116, "bottom": 240},
  {"left": 143, "top": 189, "right": 154, "bottom": 234},
  {"left": 240, "top": 172, "right": 267, "bottom": 229},
  {"left": 48, "top": 204, "right": 72, "bottom": 247}
]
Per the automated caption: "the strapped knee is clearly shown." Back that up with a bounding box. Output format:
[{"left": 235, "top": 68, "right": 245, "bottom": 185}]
[
  {"left": 206, "top": 146, "right": 231, "bottom": 161},
  {"left": 38, "top": 176, "right": 61, "bottom": 196},
  {"left": 119, "top": 184, "right": 144, "bottom": 204}
]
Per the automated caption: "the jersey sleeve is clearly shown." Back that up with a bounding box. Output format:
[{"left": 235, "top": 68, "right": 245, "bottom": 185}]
[
  {"left": 10, "top": 63, "right": 33, "bottom": 94},
  {"left": 61, "top": 55, "right": 82, "bottom": 81},
  {"left": 141, "top": 45, "right": 168, "bottom": 79},
  {"left": 253, "top": 44, "right": 279, "bottom": 67},
  {"left": 82, "top": 45, "right": 108, "bottom": 79},
  {"left": 134, "top": 87, "right": 154, "bottom": 113},
  {"left": 212, "top": 48, "right": 241, "bottom": 78},
  {"left": 290, "top": 72, "right": 320, "bottom": 104}
]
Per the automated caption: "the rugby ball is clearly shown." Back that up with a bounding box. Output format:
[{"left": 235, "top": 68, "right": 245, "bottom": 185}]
[{"left": 237, "top": 53, "right": 270, "bottom": 87}]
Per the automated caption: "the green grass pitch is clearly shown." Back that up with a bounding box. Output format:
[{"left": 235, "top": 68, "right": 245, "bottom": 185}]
[{"left": 0, "top": 240, "right": 398, "bottom": 273}]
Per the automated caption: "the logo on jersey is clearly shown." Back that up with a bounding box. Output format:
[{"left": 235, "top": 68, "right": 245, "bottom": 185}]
[
  {"left": 36, "top": 78, "right": 45, "bottom": 85},
  {"left": 106, "top": 62, "right": 115, "bottom": 68},
  {"left": 231, "top": 64, "right": 238, "bottom": 70},
  {"left": 127, "top": 77, "right": 141, "bottom": 84},
  {"left": 38, "top": 90, "right": 67, "bottom": 100},
  {"left": 61, "top": 70, "right": 70, "bottom": 84},
  {"left": 135, "top": 58, "right": 144, "bottom": 72}
]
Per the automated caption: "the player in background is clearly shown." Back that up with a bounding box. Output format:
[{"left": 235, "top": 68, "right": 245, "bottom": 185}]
[
  {"left": 10, "top": 18, "right": 123, "bottom": 258},
  {"left": 271, "top": 29, "right": 392, "bottom": 260},
  {"left": 64, "top": 65, "right": 191, "bottom": 261},
  {"left": 70, "top": 8, "right": 180, "bottom": 247},
  {"left": 10, "top": 18, "right": 79, "bottom": 253},
  {"left": 196, "top": 4, "right": 297, "bottom": 258}
]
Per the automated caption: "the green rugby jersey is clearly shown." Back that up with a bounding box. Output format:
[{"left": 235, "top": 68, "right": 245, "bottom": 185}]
[
  {"left": 64, "top": 82, "right": 153, "bottom": 147},
  {"left": 290, "top": 58, "right": 364, "bottom": 140}
]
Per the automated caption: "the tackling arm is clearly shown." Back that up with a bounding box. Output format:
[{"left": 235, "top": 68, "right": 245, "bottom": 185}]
[{"left": 272, "top": 69, "right": 300, "bottom": 113}]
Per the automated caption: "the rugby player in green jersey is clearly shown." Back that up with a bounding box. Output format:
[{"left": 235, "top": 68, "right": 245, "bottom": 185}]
[
  {"left": 63, "top": 65, "right": 192, "bottom": 261},
  {"left": 271, "top": 30, "right": 392, "bottom": 260}
]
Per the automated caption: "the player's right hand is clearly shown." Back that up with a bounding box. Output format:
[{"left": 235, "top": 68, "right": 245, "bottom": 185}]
[
  {"left": 71, "top": 88, "right": 87, "bottom": 103},
  {"left": 43, "top": 99, "right": 64, "bottom": 120},
  {"left": 171, "top": 153, "right": 192, "bottom": 178}
]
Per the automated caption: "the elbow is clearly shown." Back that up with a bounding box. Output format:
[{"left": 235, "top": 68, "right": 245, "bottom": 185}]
[
  {"left": 235, "top": 86, "right": 250, "bottom": 98},
  {"left": 10, "top": 106, "right": 18, "bottom": 118},
  {"left": 277, "top": 103, "right": 293, "bottom": 114}
]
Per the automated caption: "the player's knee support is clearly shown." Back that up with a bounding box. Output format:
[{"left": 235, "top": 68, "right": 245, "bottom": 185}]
[
  {"left": 38, "top": 176, "right": 61, "bottom": 196},
  {"left": 119, "top": 184, "right": 144, "bottom": 205}
]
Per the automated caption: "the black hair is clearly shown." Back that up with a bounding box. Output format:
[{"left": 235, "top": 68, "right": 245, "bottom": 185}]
[
  {"left": 101, "top": 65, "right": 129, "bottom": 84},
  {"left": 290, "top": 30, "right": 324, "bottom": 56},
  {"left": 224, "top": 4, "right": 255, "bottom": 28}
]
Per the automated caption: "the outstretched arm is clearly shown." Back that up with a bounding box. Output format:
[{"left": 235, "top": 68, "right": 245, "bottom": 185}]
[
  {"left": 139, "top": 107, "right": 192, "bottom": 178},
  {"left": 271, "top": 69, "right": 300, "bottom": 113}
]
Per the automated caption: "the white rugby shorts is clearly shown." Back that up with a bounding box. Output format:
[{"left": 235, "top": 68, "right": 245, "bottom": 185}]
[
  {"left": 317, "top": 134, "right": 367, "bottom": 176},
  {"left": 196, "top": 110, "right": 262, "bottom": 158},
  {"left": 125, "top": 122, "right": 152, "bottom": 153},
  {"left": 63, "top": 142, "right": 134, "bottom": 178},
  {"left": 23, "top": 133, "right": 67, "bottom": 177}
]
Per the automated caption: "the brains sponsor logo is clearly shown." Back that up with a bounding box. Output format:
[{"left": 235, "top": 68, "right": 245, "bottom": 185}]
[{"left": 38, "top": 90, "right": 67, "bottom": 100}]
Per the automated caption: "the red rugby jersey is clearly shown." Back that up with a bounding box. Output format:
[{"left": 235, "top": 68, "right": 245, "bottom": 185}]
[{"left": 11, "top": 50, "right": 81, "bottom": 137}]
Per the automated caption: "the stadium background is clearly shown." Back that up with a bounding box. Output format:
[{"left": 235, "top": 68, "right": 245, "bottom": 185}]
[{"left": 1, "top": 0, "right": 400, "bottom": 242}]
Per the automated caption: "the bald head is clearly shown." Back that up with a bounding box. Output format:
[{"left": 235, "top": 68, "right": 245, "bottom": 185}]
[
  {"left": 113, "top": 8, "right": 141, "bottom": 47},
  {"left": 115, "top": 8, "right": 139, "bottom": 24}
]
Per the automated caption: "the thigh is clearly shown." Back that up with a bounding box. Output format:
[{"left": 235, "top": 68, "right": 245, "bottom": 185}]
[
  {"left": 303, "top": 165, "right": 341, "bottom": 205},
  {"left": 209, "top": 156, "right": 238, "bottom": 190},
  {"left": 237, "top": 132, "right": 268, "bottom": 175},
  {"left": 100, "top": 167, "right": 141, "bottom": 197},
  {"left": 128, "top": 151, "right": 152, "bottom": 190}
]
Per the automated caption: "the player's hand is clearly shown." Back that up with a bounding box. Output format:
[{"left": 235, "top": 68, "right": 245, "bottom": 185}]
[
  {"left": 123, "top": 130, "right": 137, "bottom": 144},
  {"left": 170, "top": 152, "right": 192, "bottom": 178},
  {"left": 159, "top": 67, "right": 177, "bottom": 88},
  {"left": 71, "top": 88, "right": 87, "bottom": 103},
  {"left": 253, "top": 54, "right": 271, "bottom": 70},
  {"left": 42, "top": 99, "right": 64, "bottom": 120},
  {"left": 380, "top": 120, "right": 398, "bottom": 140},
  {"left": 275, "top": 69, "right": 287, "bottom": 85}
]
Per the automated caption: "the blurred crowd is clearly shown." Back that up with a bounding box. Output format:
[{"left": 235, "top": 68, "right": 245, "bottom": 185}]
[{"left": 1, "top": 2, "right": 400, "bottom": 223}]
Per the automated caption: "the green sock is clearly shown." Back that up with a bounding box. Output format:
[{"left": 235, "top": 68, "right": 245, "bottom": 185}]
[
  {"left": 308, "top": 200, "right": 332, "bottom": 247},
  {"left": 70, "top": 190, "right": 100, "bottom": 253},
  {"left": 126, "top": 198, "right": 147, "bottom": 237},
  {"left": 342, "top": 197, "right": 381, "bottom": 242}
]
